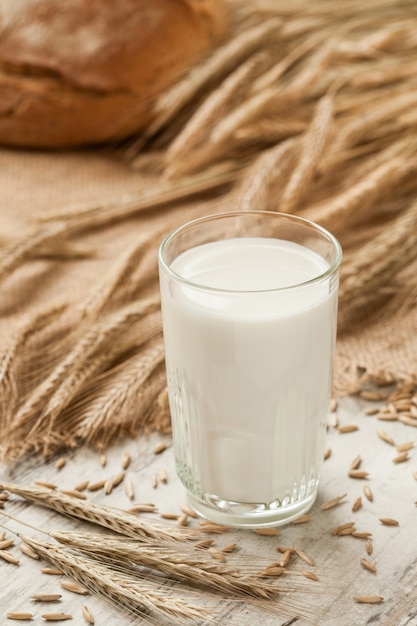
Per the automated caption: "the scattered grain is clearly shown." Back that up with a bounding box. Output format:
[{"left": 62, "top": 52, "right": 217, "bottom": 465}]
[
  {"left": 60, "top": 580, "right": 88, "bottom": 595},
  {"left": 350, "top": 455, "right": 362, "bottom": 470},
  {"left": 398, "top": 415, "right": 417, "bottom": 427},
  {"left": 181, "top": 505, "right": 198, "bottom": 518},
  {"left": 199, "top": 522, "right": 230, "bottom": 534},
  {"left": 290, "top": 514, "right": 311, "bottom": 524},
  {"left": 348, "top": 470, "right": 369, "bottom": 479},
  {"left": 41, "top": 614, "right": 73, "bottom": 622},
  {"left": 366, "top": 539, "right": 373, "bottom": 555},
  {"left": 81, "top": 605, "right": 94, "bottom": 624},
  {"left": 324, "top": 448, "right": 332, "bottom": 460},
  {"left": 360, "top": 390, "right": 387, "bottom": 401},
  {"left": 160, "top": 512, "right": 179, "bottom": 520},
  {"left": 363, "top": 485, "right": 373, "bottom": 502},
  {"left": 353, "top": 595, "right": 384, "bottom": 604},
  {"left": 380, "top": 517, "right": 399, "bottom": 526},
  {"left": 294, "top": 548, "right": 315, "bottom": 566},
  {"left": 377, "top": 413, "right": 398, "bottom": 422},
  {"left": 153, "top": 441, "right": 167, "bottom": 455},
  {"left": 124, "top": 477, "right": 134, "bottom": 501},
  {"left": 41, "top": 568, "right": 62, "bottom": 575},
  {"left": 352, "top": 496, "right": 362, "bottom": 512},
  {"left": 396, "top": 441, "right": 414, "bottom": 452},
  {"left": 176, "top": 514, "right": 189, "bottom": 527},
  {"left": 222, "top": 543, "right": 238, "bottom": 553},
  {"left": 392, "top": 451, "right": 409, "bottom": 464},
  {"left": 112, "top": 471, "right": 125, "bottom": 488},
  {"left": 377, "top": 430, "right": 395, "bottom": 445},
  {"left": 151, "top": 474, "right": 158, "bottom": 488},
  {"left": 55, "top": 458, "right": 66, "bottom": 470},
  {"left": 103, "top": 479, "right": 114, "bottom": 496},
  {"left": 99, "top": 453, "right": 107, "bottom": 467},
  {"left": 278, "top": 550, "right": 292, "bottom": 567},
  {"left": 360, "top": 557, "right": 377, "bottom": 573},
  {"left": 208, "top": 547, "right": 226, "bottom": 562},
  {"left": 31, "top": 595, "right": 62, "bottom": 602},
  {"left": 0, "top": 551, "right": 20, "bottom": 564},
  {"left": 121, "top": 451, "right": 131, "bottom": 470},
  {"left": 6, "top": 613, "right": 34, "bottom": 621},
  {"left": 330, "top": 522, "right": 355, "bottom": 536},
  {"left": 35, "top": 481, "right": 57, "bottom": 490},
  {"left": 253, "top": 527, "right": 280, "bottom": 536},
  {"left": 261, "top": 566, "right": 286, "bottom": 577},
  {"left": 320, "top": 493, "right": 347, "bottom": 510},
  {"left": 194, "top": 539, "right": 215, "bottom": 549},
  {"left": 302, "top": 570, "right": 319, "bottom": 581},
  {"left": 60, "top": 490, "right": 87, "bottom": 500},
  {"left": 19, "top": 543, "right": 39, "bottom": 561},
  {"left": 73, "top": 481, "right": 89, "bottom": 492},
  {"left": 364, "top": 407, "right": 379, "bottom": 416},
  {"left": 0, "top": 538, "right": 15, "bottom": 549},
  {"left": 127, "top": 503, "right": 157, "bottom": 513},
  {"left": 159, "top": 469, "right": 168, "bottom": 484},
  {"left": 352, "top": 531, "right": 373, "bottom": 538},
  {"left": 86, "top": 480, "right": 106, "bottom": 492},
  {"left": 338, "top": 425, "right": 359, "bottom": 433}
]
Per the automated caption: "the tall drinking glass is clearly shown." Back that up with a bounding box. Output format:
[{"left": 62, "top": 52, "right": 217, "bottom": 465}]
[{"left": 158, "top": 211, "right": 342, "bottom": 527}]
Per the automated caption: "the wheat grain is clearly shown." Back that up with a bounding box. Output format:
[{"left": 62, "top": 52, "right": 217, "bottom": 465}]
[
  {"left": 0, "top": 550, "right": 20, "bottom": 565},
  {"left": 392, "top": 452, "right": 409, "bottom": 464},
  {"left": 348, "top": 470, "right": 369, "bottom": 479},
  {"left": 81, "top": 605, "right": 94, "bottom": 625},
  {"left": 354, "top": 595, "right": 384, "bottom": 604},
  {"left": 40, "top": 614, "right": 73, "bottom": 622},
  {"left": 6, "top": 613, "right": 34, "bottom": 621},
  {"left": 360, "top": 557, "right": 377, "bottom": 573},
  {"left": 31, "top": 595, "right": 62, "bottom": 602},
  {"left": 320, "top": 493, "right": 348, "bottom": 510},
  {"left": 363, "top": 486, "right": 373, "bottom": 502},
  {"left": 352, "top": 497, "right": 362, "bottom": 512},
  {"left": 377, "top": 430, "right": 395, "bottom": 445},
  {"left": 379, "top": 517, "right": 399, "bottom": 526}
]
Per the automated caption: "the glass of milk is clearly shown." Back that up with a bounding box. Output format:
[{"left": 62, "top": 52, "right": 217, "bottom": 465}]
[{"left": 158, "top": 211, "right": 342, "bottom": 528}]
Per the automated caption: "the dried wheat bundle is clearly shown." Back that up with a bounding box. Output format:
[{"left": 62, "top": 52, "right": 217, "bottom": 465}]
[{"left": 1, "top": 0, "right": 417, "bottom": 463}]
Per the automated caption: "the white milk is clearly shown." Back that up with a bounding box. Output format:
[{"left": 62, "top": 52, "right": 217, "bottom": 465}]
[{"left": 160, "top": 237, "right": 338, "bottom": 511}]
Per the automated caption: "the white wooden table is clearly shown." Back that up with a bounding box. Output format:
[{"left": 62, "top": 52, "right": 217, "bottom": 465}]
[{"left": 0, "top": 393, "right": 416, "bottom": 626}]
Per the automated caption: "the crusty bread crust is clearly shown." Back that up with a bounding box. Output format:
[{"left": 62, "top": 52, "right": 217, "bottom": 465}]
[{"left": 0, "top": 0, "right": 230, "bottom": 147}]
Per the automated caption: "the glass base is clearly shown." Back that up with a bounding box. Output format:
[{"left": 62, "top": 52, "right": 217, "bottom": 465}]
[{"left": 187, "top": 488, "right": 318, "bottom": 529}]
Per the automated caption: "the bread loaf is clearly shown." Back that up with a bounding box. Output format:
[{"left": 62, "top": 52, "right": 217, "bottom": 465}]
[{"left": 0, "top": 0, "right": 230, "bottom": 148}]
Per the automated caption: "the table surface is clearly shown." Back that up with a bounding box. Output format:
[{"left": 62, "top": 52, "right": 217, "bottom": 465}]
[{"left": 0, "top": 393, "right": 416, "bottom": 626}]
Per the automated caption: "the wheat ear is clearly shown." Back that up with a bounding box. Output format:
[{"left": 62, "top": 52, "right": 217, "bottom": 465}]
[
  {"left": 21, "top": 535, "right": 207, "bottom": 624},
  {"left": 51, "top": 531, "right": 276, "bottom": 600},
  {"left": 2, "top": 483, "right": 193, "bottom": 544},
  {"left": 279, "top": 92, "right": 334, "bottom": 214}
]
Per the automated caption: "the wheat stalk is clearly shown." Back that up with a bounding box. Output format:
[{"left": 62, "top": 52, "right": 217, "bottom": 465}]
[
  {"left": 1, "top": 482, "right": 193, "bottom": 544},
  {"left": 9, "top": 298, "right": 160, "bottom": 435},
  {"left": 21, "top": 535, "right": 208, "bottom": 624},
  {"left": 278, "top": 92, "right": 334, "bottom": 214},
  {"left": 51, "top": 530, "right": 277, "bottom": 599}
]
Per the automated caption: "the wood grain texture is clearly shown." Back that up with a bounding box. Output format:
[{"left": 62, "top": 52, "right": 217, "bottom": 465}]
[{"left": 0, "top": 395, "right": 416, "bottom": 625}]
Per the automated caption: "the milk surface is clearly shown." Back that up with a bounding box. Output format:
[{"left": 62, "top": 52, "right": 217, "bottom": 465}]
[{"left": 161, "top": 237, "right": 337, "bottom": 507}]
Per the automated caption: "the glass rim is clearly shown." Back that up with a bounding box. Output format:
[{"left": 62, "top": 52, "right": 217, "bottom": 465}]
[{"left": 158, "top": 210, "right": 343, "bottom": 294}]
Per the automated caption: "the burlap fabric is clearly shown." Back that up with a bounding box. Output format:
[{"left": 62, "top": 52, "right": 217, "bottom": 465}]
[
  {"left": 1, "top": 1, "right": 417, "bottom": 463},
  {"left": 1, "top": 147, "right": 416, "bottom": 387}
]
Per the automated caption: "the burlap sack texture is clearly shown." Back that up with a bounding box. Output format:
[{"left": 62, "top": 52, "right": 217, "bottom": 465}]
[{"left": 1, "top": 0, "right": 416, "bottom": 463}]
